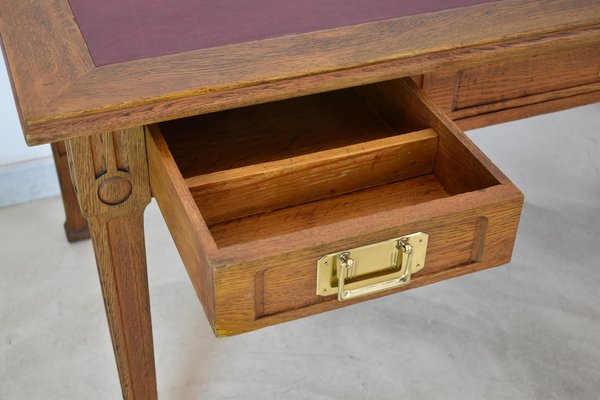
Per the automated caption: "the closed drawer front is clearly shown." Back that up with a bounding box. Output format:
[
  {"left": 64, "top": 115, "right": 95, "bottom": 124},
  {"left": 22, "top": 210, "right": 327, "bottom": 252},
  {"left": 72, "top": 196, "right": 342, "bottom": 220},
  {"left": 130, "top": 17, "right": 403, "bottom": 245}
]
[
  {"left": 423, "top": 40, "right": 600, "bottom": 128},
  {"left": 146, "top": 78, "right": 523, "bottom": 336}
]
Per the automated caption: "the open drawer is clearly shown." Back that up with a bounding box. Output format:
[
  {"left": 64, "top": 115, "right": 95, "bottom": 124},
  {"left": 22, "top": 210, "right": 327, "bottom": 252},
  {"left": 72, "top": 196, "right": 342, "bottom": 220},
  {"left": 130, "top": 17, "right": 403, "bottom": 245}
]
[{"left": 146, "top": 78, "right": 523, "bottom": 336}]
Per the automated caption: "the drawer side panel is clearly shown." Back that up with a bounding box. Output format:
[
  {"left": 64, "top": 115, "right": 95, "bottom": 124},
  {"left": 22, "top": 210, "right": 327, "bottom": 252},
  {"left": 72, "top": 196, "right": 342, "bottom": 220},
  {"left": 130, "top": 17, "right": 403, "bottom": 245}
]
[{"left": 146, "top": 126, "right": 217, "bottom": 327}]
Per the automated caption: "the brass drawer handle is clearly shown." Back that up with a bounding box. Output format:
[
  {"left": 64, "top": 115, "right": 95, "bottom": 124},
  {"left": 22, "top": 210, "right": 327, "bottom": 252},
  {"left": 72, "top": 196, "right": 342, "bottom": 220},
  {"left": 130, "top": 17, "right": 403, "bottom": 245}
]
[
  {"left": 337, "top": 238, "right": 414, "bottom": 301},
  {"left": 316, "top": 232, "right": 428, "bottom": 302}
]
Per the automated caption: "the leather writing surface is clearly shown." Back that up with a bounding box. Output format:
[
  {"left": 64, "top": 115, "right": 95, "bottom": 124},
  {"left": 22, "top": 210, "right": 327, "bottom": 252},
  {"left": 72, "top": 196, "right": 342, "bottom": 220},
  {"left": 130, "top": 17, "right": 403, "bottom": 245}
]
[{"left": 68, "top": 0, "right": 499, "bottom": 66}]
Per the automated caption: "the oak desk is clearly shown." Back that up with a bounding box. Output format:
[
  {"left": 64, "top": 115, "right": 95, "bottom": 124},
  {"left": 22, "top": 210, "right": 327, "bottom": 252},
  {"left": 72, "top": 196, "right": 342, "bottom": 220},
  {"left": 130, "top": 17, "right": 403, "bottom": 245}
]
[{"left": 1, "top": 1, "right": 599, "bottom": 398}]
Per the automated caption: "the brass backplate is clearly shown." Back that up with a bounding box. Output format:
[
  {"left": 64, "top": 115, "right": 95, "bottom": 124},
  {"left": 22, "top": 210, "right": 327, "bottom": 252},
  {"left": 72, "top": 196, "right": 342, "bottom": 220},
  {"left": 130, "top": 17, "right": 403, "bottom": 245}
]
[{"left": 316, "top": 232, "right": 429, "bottom": 297}]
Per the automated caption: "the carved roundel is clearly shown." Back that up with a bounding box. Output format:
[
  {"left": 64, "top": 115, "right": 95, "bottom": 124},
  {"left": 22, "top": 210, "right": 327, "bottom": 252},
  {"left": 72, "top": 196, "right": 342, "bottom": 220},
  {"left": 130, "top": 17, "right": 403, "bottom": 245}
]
[{"left": 98, "top": 176, "right": 133, "bottom": 205}]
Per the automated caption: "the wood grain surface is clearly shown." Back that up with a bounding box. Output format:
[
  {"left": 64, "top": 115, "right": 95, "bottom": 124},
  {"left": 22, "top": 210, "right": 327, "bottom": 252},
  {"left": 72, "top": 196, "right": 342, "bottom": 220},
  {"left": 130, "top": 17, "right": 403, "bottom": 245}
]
[
  {"left": 423, "top": 38, "right": 600, "bottom": 127},
  {"left": 51, "top": 141, "right": 90, "bottom": 241},
  {"left": 0, "top": 0, "right": 598, "bottom": 144},
  {"left": 209, "top": 174, "right": 450, "bottom": 247},
  {"left": 189, "top": 130, "right": 438, "bottom": 226},
  {"left": 457, "top": 91, "right": 600, "bottom": 130},
  {"left": 211, "top": 186, "right": 522, "bottom": 336},
  {"left": 146, "top": 125, "right": 217, "bottom": 323},
  {"left": 158, "top": 87, "right": 438, "bottom": 225},
  {"left": 160, "top": 88, "right": 423, "bottom": 177}
]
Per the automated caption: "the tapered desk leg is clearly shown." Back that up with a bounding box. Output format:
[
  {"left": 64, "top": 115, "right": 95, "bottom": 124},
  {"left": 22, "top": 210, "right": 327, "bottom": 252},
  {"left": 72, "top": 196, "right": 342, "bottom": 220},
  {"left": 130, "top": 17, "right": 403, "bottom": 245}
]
[
  {"left": 51, "top": 141, "right": 90, "bottom": 241},
  {"left": 66, "top": 127, "right": 158, "bottom": 400}
]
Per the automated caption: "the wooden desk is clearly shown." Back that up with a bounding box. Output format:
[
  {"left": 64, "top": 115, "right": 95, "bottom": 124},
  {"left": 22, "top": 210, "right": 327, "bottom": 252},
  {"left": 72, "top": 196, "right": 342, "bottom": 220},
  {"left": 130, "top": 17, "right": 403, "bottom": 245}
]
[{"left": 1, "top": 1, "right": 598, "bottom": 398}]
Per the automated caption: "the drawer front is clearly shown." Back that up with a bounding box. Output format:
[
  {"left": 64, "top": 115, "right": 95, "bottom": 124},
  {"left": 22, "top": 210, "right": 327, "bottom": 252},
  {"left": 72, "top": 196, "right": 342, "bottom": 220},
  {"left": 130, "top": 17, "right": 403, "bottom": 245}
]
[
  {"left": 423, "top": 41, "right": 600, "bottom": 129},
  {"left": 212, "top": 200, "right": 521, "bottom": 335},
  {"left": 147, "top": 77, "right": 523, "bottom": 336}
]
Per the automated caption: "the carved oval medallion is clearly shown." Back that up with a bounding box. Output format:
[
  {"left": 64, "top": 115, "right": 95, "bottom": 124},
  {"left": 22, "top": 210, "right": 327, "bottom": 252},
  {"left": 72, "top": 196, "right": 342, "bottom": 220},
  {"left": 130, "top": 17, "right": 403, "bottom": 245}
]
[{"left": 98, "top": 176, "right": 132, "bottom": 205}]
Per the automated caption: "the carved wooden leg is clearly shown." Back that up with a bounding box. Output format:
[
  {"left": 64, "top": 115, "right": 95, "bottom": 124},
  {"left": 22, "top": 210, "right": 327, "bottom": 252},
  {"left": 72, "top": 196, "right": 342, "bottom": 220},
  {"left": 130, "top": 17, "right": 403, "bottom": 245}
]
[
  {"left": 51, "top": 141, "right": 90, "bottom": 241},
  {"left": 66, "top": 127, "right": 158, "bottom": 400}
]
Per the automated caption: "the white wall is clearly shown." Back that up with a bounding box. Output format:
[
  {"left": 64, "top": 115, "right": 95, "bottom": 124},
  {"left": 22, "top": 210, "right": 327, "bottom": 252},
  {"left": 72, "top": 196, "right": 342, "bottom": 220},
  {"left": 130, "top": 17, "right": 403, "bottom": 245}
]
[
  {"left": 0, "top": 56, "right": 51, "bottom": 164},
  {"left": 0, "top": 56, "right": 58, "bottom": 207}
]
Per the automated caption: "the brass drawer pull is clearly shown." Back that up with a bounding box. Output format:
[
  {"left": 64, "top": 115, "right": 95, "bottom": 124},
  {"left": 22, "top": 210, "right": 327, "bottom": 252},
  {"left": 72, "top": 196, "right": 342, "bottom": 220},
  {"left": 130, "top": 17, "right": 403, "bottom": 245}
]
[
  {"left": 317, "top": 232, "right": 428, "bottom": 301},
  {"left": 337, "top": 238, "right": 413, "bottom": 301}
]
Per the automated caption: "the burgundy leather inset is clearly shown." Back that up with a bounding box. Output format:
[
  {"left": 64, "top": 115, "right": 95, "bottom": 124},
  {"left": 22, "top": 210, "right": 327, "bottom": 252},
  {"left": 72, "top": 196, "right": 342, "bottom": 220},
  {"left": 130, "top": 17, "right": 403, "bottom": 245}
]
[{"left": 68, "top": 0, "right": 499, "bottom": 66}]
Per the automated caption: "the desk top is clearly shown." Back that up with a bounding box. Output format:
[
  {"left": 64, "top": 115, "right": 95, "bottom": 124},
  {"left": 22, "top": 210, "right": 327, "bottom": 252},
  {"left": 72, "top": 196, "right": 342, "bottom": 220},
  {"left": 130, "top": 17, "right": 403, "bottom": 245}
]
[
  {"left": 69, "top": 0, "right": 497, "bottom": 66},
  {"left": 0, "top": 0, "right": 598, "bottom": 145}
]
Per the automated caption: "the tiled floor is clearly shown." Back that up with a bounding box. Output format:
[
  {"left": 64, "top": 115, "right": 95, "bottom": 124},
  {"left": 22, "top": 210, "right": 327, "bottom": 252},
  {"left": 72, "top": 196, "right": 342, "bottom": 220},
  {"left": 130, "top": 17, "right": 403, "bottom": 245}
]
[{"left": 1, "top": 104, "right": 599, "bottom": 399}]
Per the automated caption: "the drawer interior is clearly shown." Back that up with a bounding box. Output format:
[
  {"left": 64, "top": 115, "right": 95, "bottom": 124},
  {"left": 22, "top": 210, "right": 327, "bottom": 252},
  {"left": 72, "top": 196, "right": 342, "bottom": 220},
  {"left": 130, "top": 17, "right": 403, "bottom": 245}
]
[{"left": 156, "top": 79, "right": 501, "bottom": 248}]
